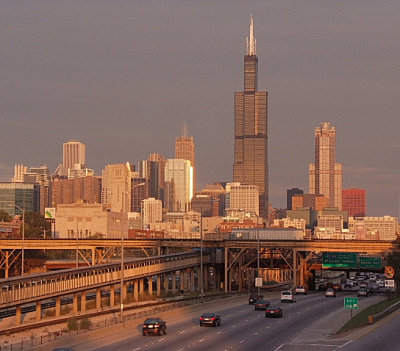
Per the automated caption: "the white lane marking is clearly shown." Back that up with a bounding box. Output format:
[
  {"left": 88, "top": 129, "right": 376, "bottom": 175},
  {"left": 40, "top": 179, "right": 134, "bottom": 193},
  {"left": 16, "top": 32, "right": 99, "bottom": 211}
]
[
  {"left": 199, "top": 338, "right": 205, "bottom": 342},
  {"left": 253, "top": 332, "right": 258, "bottom": 336},
  {"left": 179, "top": 330, "right": 186, "bottom": 334},
  {"left": 339, "top": 340, "right": 354, "bottom": 348},
  {"left": 274, "top": 344, "right": 285, "bottom": 351},
  {"left": 158, "top": 338, "right": 165, "bottom": 341},
  {"left": 231, "top": 324, "right": 237, "bottom": 328},
  {"left": 132, "top": 348, "right": 141, "bottom": 351},
  {"left": 239, "top": 340, "right": 244, "bottom": 344},
  {"left": 217, "top": 331, "right": 222, "bottom": 334}
]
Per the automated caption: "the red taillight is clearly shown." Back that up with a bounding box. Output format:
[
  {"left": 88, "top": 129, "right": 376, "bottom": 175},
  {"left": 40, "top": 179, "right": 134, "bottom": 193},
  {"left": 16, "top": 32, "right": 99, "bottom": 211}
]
[
  {"left": 274, "top": 310, "right": 279, "bottom": 313},
  {"left": 200, "top": 317, "right": 204, "bottom": 320},
  {"left": 212, "top": 318, "right": 216, "bottom": 320}
]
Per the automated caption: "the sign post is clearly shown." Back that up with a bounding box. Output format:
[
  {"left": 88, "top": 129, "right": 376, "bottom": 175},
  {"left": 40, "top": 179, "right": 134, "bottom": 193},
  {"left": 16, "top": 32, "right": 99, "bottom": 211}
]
[{"left": 344, "top": 297, "right": 358, "bottom": 319}]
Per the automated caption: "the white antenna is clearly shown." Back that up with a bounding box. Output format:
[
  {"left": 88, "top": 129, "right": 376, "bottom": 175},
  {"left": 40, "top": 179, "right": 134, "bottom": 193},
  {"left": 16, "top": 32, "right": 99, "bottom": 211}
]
[{"left": 247, "top": 15, "right": 256, "bottom": 55}]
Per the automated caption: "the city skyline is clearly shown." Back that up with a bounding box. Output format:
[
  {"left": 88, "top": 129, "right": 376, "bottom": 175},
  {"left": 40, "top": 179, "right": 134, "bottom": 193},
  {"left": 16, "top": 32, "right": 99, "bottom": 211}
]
[{"left": 0, "top": 1, "right": 399, "bottom": 217}]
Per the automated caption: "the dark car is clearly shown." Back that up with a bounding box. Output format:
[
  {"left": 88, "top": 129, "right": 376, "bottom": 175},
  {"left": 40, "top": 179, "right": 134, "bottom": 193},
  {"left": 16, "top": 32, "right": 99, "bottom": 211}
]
[
  {"left": 332, "top": 283, "right": 342, "bottom": 292},
  {"left": 358, "top": 287, "right": 368, "bottom": 297},
  {"left": 254, "top": 299, "right": 270, "bottom": 311},
  {"left": 249, "top": 292, "right": 264, "bottom": 305},
  {"left": 265, "top": 306, "right": 283, "bottom": 318},
  {"left": 199, "top": 313, "right": 221, "bottom": 327},
  {"left": 142, "top": 318, "right": 167, "bottom": 336},
  {"left": 318, "top": 283, "right": 326, "bottom": 291}
]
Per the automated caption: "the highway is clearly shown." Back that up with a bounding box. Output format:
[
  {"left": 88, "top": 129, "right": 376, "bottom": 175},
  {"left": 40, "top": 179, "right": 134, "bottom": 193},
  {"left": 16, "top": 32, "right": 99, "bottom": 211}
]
[{"left": 67, "top": 291, "right": 362, "bottom": 351}]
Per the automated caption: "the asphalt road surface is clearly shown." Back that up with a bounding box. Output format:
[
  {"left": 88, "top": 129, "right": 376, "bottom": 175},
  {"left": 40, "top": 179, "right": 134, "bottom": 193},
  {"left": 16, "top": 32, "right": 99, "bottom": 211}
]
[{"left": 87, "top": 292, "right": 356, "bottom": 351}]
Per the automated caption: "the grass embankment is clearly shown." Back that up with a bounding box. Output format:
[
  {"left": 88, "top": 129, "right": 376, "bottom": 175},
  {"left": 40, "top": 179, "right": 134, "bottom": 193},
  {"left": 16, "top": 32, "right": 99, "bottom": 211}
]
[{"left": 338, "top": 296, "right": 400, "bottom": 334}]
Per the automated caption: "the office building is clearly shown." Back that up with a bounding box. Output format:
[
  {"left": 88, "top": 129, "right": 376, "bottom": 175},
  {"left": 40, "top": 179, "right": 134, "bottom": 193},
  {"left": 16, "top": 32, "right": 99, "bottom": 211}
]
[
  {"left": 309, "top": 122, "right": 343, "bottom": 209},
  {"left": 141, "top": 198, "right": 162, "bottom": 229},
  {"left": 175, "top": 123, "right": 196, "bottom": 193},
  {"left": 233, "top": 16, "right": 268, "bottom": 218},
  {"left": 225, "top": 182, "right": 259, "bottom": 216},
  {"left": 164, "top": 159, "right": 193, "bottom": 212},
  {"left": 63, "top": 140, "right": 86, "bottom": 170},
  {"left": 287, "top": 188, "right": 303, "bottom": 210},
  {"left": 0, "top": 183, "right": 40, "bottom": 216},
  {"left": 52, "top": 176, "right": 101, "bottom": 207},
  {"left": 342, "top": 188, "right": 366, "bottom": 217},
  {"left": 101, "top": 163, "right": 131, "bottom": 213},
  {"left": 292, "top": 193, "right": 328, "bottom": 211},
  {"left": 348, "top": 216, "right": 398, "bottom": 241}
]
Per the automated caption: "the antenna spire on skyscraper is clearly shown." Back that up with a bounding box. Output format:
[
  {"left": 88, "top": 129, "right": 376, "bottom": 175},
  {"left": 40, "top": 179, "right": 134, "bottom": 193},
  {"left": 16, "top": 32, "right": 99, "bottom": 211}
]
[{"left": 247, "top": 14, "right": 256, "bottom": 56}]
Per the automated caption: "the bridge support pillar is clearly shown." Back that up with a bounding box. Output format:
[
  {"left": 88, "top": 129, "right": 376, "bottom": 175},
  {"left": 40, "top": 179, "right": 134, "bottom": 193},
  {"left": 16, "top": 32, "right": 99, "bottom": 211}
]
[
  {"left": 122, "top": 282, "right": 127, "bottom": 303},
  {"left": 15, "top": 306, "right": 21, "bottom": 325},
  {"left": 163, "top": 274, "right": 169, "bottom": 294},
  {"left": 55, "top": 297, "right": 61, "bottom": 317},
  {"left": 293, "top": 249, "right": 298, "bottom": 288},
  {"left": 96, "top": 288, "right": 101, "bottom": 311},
  {"left": 148, "top": 276, "right": 153, "bottom": 297},
  {"left": 110, "top": 285, "right": 115, "bottom": 307},
  {"left": 138, "top": 278, "right": 143, "bottom": 296},
  {"left": 203, "top": 266, "right": 208, "bottom": 292},
  {"left": 190, "top": 269, "right": 195, "bottom": 291},
  {"left": 73, "top": 293, "right": 79, "bottom": 315},
  {"left": 172, "top": 272, "right": 176, "bottom": 294},
  {"left": 36, "top": 301, "right": 42, "bottom": 321},
  {"left": 81, "top": 293, "right": 86, "bottom": 312},
  {"left": 133, "top": 280, "right": 138, "bottom": 301},
  {"left": 157, "top": 275, "right": 161, "bottom": 297},
  {"left": 179, "top": 271, "right": 185, "bottom": 293}
]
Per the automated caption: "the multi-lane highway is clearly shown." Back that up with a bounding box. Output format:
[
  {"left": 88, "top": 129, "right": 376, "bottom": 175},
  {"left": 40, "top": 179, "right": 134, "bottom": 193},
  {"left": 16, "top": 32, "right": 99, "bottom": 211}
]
[{"left": 48, "top": 290, "right": 382, "bottom": 351}]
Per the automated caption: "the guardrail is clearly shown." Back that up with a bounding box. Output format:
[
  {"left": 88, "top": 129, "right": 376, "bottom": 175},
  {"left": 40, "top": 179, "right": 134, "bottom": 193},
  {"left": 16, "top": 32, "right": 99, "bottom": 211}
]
[{"left": 368, "top": 299, "right": 400, "bottom": 324}]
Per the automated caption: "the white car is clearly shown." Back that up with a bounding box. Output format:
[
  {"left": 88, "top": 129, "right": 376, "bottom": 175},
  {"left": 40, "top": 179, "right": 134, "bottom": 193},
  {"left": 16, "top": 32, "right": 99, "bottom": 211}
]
[{"left": 281, "top": 290, "right": 296, "bottom": 303}]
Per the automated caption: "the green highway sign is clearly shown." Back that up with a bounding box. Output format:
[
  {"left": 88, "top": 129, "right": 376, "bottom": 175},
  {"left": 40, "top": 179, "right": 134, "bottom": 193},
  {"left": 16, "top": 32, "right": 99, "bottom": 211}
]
[
  {"left": 322, "top": 252, "right": 357, "bottom": 268},
  {"left": 359, "top": 256, "right": 382, "bottom": 269},
  {"left": 344, "top": 297, "right": 358, "bottom": 310}
]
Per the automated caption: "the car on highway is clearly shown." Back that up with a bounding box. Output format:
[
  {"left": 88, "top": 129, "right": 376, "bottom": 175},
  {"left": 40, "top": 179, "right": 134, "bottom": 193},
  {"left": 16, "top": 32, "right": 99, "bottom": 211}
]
[
  {"left": 142, "top": 318, "right": 167, "bottom": 336},
  {"left": 358, "top": 287, "right": 368, "bottom": 297},
  {"left": 333, "top": 283, "right": 342, "bottom": 292},
  {"left": 294, "top": 285, "right": 307, "bottom": 295},
  {"left": 249, "top": 292, "right": 263, "bottom": 304},
  {"left": 318, "top": 283, "right": 326, "bottom": 291},
  {"left": 254, "top": 299, "right": 270, "bottom": 311},
  {"left": 265, "top": 306, "right": 283, "bottom": 318},
  {"left": 325, "top": 288, "right": 336, "bottom": 297},
  {"left": 281, "top": 290, "right": 296, "bottom": 303},
  {"left": 199, "top": 312, "right": 221, "bottom": 327}
]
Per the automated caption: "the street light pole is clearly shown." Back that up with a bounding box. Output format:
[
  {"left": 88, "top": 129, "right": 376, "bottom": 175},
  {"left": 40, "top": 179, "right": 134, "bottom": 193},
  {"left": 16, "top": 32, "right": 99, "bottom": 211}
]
[
  {"left": 200, "top": 217, "right": 204, "bottom": 302},
  {"left": 120, "top": 191, "right": 126, "bottom": 322},
  {"left": 257, "top": 214, "right": 260, "bottom": 293}
]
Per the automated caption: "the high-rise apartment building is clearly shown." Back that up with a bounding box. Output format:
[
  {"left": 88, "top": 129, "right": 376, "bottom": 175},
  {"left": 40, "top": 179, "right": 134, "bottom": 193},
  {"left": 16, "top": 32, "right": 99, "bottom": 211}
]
[
  {"left": 309, "top": 122, "right": 343, "bottom": 209},
  {"left": 148, "top": 153, "right": 166, "bottom": 202},
  {"left": 164, "top": 159, "right": 193, "bottom": 212},
  {"left": 233, "top": 16, "right": 268, "bottom": 217},
  {"left": 175, "top": 123, "right": 196, "bottom": 193},
  {"left": 342, "top": 188, "right": 366, "bottom": 217},
  {"left": 101, "top": 163, "right": 131, "bottom": 213},
  {"left": 63, "top": 140, "right": 86, "bottom": 170}
]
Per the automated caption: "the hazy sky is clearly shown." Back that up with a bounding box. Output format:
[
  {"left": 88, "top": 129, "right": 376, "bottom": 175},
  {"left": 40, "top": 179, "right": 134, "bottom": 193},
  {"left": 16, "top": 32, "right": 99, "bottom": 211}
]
[{"left": 1, "top": 1, "right": 399, "bottom": 217}]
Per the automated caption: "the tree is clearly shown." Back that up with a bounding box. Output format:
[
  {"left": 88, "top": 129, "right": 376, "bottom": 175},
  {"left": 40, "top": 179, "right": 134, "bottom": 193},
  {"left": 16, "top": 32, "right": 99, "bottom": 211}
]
[
  {"left": 24, "top": 211, "right": 51, "bottom": 238},
  {"left": 0, "top": 210, "right": 11, "bottom": 222}
]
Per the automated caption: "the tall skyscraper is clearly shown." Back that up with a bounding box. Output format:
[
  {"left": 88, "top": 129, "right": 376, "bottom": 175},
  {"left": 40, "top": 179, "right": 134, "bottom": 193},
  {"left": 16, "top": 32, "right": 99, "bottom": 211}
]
[
  {"left": 233, "top": 16, "right": 268, "bottom": 218},
  {"left": 309, "top": 122, "right": 343, "bottom": 209},
  {"left": 164, "top": 159, "right": 193, "bottom": 212},
  {"left": 63, "top": 140, "right": 86, "bottom": 170},
  {"left": 175, "top": 123, "right": 196, "bottom": 193}
]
